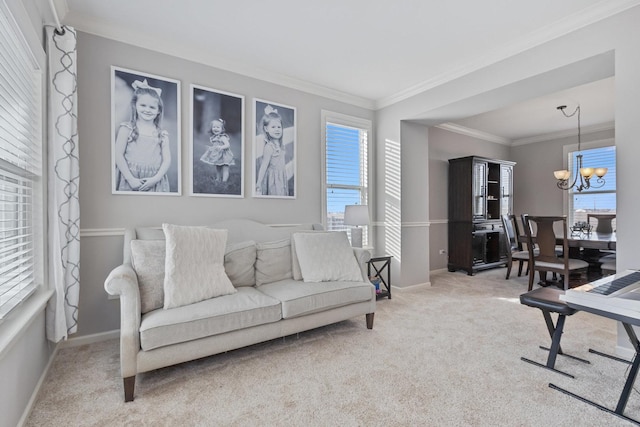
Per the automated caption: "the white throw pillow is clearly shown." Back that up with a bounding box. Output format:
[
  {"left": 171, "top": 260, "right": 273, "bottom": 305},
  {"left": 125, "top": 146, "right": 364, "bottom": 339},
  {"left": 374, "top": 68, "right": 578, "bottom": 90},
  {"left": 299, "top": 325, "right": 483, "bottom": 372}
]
[
  {"left": 255, "top": 238, "right": 293, "bottom": 286},
  {"left": 224, "top": 240, "right": 256, "bottom": 287},
  {"left": 291, "top": 231, "right": 332, "bottom": 280},
  {"left": 130, "top": 240, "right": 165, "bottom": 313},
  {"left": 162, "top": 224, "right": 236, "bottom": 309},
  {"left": 292, "top": 231, "right": 363, "bottom": 282}
]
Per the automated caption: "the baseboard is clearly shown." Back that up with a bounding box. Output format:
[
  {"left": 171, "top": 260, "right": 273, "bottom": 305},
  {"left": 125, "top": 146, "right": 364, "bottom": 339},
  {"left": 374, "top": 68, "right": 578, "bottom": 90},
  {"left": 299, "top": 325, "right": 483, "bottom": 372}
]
[
  {"left": 60, "top": 330, "right": 119, "bottom": 349},
  {"left": 392, "top": 281, "right": 432, "bottom": 291},
  {"left": 430, "top": 268, "right": 450, "bottom": 275}
]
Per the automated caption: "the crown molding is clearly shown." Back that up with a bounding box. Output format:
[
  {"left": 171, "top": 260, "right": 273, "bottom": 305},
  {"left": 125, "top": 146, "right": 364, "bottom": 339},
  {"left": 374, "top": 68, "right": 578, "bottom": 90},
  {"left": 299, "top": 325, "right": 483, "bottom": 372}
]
[
  {"left": 436, "top": 121, "right": 615, "bottom": 147},
  {"left": 511, "top": 121, "right": 615, "bottom": 146},
  {"left": 375, "top": 0, "right": 640, "bottom": 109},
  {"left": 62, "top": 10, "right": 376, "bottom": 110},
  {"left": 435, "top": 123, "right": 511, "bottom": 145},
  {"left": 60, "top": 0, "right": 640, "bottom": 111}
]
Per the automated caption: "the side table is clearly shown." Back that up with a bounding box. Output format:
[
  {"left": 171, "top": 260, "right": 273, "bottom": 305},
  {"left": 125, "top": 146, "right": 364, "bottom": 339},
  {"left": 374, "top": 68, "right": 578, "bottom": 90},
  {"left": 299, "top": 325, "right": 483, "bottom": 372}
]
[{"left": 367, "top": 256, "right": 392, "bottom": 299}]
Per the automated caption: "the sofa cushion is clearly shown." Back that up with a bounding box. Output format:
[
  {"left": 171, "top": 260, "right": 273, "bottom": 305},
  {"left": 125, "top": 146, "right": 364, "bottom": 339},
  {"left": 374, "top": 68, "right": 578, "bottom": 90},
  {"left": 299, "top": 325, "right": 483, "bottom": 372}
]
[
  {"left": 255, "top": 238, "right": 293, "bottom": 286},
  {"left": 163, "top": 224, "right": 236, "bottom": 309},
  {"left": 130, "top": 240, "right": 166, "bottom": 314},
  {"left": 139, "top": 287, "right": 282, "bottom": 351},
  {"left": 224, "top": 241, "right": 256, "bottom": 287},
  {"left": 292, "top": 231, "right": 363, "bottom": 282},
  {"left": 257, "top": 279, "right": 373, "bottom": 319}
]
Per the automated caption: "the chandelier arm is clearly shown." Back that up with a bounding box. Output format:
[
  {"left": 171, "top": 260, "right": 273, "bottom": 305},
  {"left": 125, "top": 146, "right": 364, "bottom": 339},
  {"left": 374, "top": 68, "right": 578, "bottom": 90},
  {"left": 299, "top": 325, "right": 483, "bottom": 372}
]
[{"left": 589, "top": 177, "right": 606, "bottom": 189}]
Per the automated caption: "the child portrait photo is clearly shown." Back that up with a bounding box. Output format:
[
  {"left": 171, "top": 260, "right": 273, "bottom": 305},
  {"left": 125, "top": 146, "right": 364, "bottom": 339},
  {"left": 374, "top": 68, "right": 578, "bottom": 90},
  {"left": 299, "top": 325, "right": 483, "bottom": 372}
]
[
  {"left": 253, "top": 99, "right": 296, "bottom": 198},
  {"left": 111, "top": 66, "right": 181, "bottom": 195},
  {"left": 190, "top": 85, "right": 244, "bottom": 197}
]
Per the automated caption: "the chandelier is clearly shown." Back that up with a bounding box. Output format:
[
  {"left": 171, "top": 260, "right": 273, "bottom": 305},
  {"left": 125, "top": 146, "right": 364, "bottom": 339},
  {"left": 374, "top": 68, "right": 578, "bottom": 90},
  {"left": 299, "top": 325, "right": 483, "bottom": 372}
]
[{"left": 553, "top": 105, "right": 607, "bottom": 192}]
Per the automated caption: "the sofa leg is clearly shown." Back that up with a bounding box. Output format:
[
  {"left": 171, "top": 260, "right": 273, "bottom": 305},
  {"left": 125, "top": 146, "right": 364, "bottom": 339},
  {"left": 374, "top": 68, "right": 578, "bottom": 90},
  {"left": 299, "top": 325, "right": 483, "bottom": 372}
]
[
  {"left": 124, "top": 376, "right": 135, "bottom": 402},
  {"left": 366, "top": 313, "right": 374, "bottom": 329}
]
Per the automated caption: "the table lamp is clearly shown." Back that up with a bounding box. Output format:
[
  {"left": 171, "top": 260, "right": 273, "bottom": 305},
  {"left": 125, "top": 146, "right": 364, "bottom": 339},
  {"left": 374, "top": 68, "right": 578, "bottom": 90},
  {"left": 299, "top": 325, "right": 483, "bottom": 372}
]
[{"left": 344, "top": 205, "right": 370, "bottom": 248}]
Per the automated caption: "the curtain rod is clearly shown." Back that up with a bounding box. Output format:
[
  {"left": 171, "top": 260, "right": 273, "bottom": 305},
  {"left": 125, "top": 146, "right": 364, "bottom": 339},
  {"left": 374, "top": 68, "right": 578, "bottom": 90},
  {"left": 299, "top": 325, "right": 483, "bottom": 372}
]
[{"left": 47, "top": 0, "right": 63, "bottom": 34}]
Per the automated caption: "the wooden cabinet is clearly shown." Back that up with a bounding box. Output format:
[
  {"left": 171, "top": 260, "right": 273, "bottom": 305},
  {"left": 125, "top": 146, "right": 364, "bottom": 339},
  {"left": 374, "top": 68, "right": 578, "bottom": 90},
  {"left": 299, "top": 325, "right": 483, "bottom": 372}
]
[{"left": 447, "top": 156, "right": 515, "bottom": 275}]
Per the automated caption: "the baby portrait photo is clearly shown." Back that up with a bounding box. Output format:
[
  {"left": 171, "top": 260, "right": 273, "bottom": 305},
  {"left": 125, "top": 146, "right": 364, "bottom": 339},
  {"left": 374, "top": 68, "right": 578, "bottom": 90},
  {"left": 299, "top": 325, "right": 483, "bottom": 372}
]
[
  {"left": 253, "top": 99, "right": 296, "bottom": 198},
  {"left": 111, "top": 66, "right": 181, "bottom": 195},
  {"left": 190, "top": 85, "right": 244, "bottom": 197}
]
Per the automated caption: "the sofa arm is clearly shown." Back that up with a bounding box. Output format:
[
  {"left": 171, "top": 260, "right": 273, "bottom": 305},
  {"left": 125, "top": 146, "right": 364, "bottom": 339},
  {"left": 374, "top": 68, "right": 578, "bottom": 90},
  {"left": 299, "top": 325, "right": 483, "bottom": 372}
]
[
  {"left": 104, "top": 263, "right": 141, "bottom": 378},
  {"left": 352, "top": 248, "right": 372, "bottom": 282}
]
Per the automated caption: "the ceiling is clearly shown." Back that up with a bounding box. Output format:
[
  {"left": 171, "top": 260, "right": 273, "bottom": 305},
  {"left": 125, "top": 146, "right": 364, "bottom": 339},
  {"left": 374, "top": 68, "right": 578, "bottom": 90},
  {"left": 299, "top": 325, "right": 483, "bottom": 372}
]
[
  {"left": 444, "top": 76, "right": 615, "bottom": 144},
  {"left": 56, "top": 0, "right": 632, "bottom": 143}
]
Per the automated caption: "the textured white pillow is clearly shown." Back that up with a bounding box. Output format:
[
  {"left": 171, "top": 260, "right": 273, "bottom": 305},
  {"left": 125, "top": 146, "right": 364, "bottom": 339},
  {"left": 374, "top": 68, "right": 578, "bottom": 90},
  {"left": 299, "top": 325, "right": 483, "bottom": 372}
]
[
  {"left": 255, "top": 239, "right": 293, "bottom": 286},
  {"left": 224, "top": 241, "right": 256, "bottom": 287},
  {"left": 130, "top": 240, "right": 165, "bottom": 313},
  {"left": 291, "top": 231, "right": 332, "bottom": 280},
  {"left": 163, "top": 224, "right": 236, "bottom": 309},
  {"left": 292, "top": 231, "right": 363, "bottom": 282}
]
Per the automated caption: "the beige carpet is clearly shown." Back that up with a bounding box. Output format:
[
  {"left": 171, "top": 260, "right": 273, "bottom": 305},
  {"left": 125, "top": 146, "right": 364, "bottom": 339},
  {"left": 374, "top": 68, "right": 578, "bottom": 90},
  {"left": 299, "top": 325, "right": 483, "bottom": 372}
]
[{"left": 26, "top": 270, "right": 640, "bottom": 426}]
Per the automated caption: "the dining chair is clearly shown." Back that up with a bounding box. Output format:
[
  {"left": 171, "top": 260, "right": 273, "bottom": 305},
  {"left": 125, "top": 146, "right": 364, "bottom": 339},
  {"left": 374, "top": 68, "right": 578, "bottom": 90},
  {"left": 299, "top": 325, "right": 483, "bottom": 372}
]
[
  {"left": 522, "top": 216, "right": 589, "bottom": 291},
  {"left": 501, "top": 214, "right": 529, "bottom": 279},
  {"left": 587, "top": 213, "right": 616, "bottom": 233}
]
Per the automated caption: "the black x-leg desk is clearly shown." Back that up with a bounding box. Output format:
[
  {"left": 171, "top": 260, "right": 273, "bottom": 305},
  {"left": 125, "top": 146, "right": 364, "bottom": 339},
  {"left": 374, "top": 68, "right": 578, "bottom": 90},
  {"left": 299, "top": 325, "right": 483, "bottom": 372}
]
[{"left": 550, "top": 303, "right": 640, "bottom": 425}]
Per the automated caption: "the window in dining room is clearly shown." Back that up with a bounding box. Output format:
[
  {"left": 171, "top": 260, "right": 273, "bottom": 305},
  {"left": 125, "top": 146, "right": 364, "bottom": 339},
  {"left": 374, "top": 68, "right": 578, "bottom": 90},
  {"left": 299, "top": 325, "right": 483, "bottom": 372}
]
[{"left": 569, "top": 145, "right": 616, "bottom": 229}]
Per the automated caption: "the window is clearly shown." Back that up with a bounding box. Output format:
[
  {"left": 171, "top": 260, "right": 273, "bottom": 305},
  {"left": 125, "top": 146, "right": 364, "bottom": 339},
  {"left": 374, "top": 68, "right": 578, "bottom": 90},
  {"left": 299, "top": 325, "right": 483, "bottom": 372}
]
[
  {"left": 568, "top": 145, "right": 616, "bottom": 228},
  {"left": 0, "top": 2, "right": 44, "bottom": 321},
  {"left": 321, "top": 111, "right": 371, "bottom": 244}
]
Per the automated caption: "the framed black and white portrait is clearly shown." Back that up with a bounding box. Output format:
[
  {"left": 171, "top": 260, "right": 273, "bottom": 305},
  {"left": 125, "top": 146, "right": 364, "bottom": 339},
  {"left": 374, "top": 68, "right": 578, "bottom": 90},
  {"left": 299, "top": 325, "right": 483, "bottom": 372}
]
[
  {"left": 111, "top": 66, "right": 181, "bottom": 195},
  {"left": 252, "top": 99, "right": 296, "bottom": 198},
  {"left": 190, "top": 85, "right": 244, "bottom": 197}
]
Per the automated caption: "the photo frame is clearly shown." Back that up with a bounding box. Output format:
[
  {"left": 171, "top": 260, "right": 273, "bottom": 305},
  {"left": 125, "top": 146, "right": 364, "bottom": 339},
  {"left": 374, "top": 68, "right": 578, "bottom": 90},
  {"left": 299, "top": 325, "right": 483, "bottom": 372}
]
[
  {"left": 111, "top": 66, "right": 181, "bottom": 195},
  {"left": 252, "top": 99, "right": 296, "bottom": 198},
  {"left": 190, "top": 85, "right": 244, "bottom": 197}
]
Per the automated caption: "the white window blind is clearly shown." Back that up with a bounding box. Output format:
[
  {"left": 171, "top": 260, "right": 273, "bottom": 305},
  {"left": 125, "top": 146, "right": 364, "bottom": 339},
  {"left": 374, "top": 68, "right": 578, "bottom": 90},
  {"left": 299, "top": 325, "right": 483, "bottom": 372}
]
[
  {"left": 568, "top": 145, "right": 616, "bottom": 227},
  {"left": 322, "top": 112, "right": 370, "bottom": 244},
  {"left": 0, "top": 2, "right": 43, "bottom": 320}
]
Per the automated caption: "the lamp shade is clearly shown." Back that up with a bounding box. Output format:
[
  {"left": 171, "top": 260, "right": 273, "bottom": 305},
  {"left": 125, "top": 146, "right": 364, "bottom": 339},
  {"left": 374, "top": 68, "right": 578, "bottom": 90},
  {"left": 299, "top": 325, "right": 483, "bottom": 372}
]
[
  {"left": 344, "top": 205, "right": 370, "bottom": 226},
  {"left": 554, "top": 170, "right": 570, "bottom": 180}
]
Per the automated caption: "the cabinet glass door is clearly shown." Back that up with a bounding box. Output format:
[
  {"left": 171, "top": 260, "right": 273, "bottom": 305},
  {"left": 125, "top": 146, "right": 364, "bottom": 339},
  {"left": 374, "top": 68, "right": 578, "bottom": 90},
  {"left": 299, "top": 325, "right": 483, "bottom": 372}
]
[
  {"left": 500, "top": 165, "right": 513, "bottom": 216},
  {"left": 473, "top": 161, "right": 487, "bottom": 219}
]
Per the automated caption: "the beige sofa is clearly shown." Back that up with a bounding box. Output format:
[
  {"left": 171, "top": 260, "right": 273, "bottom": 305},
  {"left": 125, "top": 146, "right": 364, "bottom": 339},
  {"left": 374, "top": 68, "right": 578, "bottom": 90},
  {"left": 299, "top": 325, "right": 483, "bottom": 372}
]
[{"left": 104, "top": 219, "right": 376, "bottom": 401}]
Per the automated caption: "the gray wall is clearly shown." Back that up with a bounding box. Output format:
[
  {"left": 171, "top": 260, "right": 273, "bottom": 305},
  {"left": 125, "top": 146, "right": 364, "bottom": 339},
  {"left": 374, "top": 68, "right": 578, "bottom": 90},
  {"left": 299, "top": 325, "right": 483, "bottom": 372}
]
[
  {"left": 0, "top": 309, "right": 51, "bottom": 427},
  {"left": 76, "top": 32, "right": 374, "bottom": 336},
  {"left": 399, "top": 121, "right": 430, "bottom": 285}
]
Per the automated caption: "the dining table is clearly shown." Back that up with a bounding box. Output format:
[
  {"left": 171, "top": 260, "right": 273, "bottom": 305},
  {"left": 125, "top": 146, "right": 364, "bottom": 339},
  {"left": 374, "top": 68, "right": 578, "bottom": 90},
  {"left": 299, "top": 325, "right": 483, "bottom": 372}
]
[
  {"left": 518, "top": 232, "right": 616, "bottom": 259},
  {"left": 565, "top": 231, "right": 616, "bottom": 250}
]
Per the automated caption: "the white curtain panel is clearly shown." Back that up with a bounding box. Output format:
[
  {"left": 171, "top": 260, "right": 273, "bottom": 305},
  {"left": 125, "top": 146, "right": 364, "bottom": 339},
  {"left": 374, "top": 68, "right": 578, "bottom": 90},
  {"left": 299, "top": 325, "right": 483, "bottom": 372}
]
[{"left": 45, "top": 26, "right": 80, "bottom": 342}]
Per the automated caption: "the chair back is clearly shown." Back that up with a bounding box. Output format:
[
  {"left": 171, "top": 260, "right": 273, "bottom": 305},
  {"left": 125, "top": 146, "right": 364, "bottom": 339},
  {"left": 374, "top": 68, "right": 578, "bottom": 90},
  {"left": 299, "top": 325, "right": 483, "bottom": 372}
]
[
  {"left": 587, "top": 213, "right": 615, "bottom": 233},
  {"left": 522, "top": 216, "right": 569, "bottom": 268},
  {"left": 501, "top": 214, "right": 521, "bottom": 253}
]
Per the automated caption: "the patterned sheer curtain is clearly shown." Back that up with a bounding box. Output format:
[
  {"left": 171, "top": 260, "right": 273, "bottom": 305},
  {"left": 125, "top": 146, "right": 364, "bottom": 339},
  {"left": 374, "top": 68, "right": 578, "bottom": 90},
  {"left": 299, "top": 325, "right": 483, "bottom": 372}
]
[{"left": 45, "top": 26, "right": 80, "bottom": 342}]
